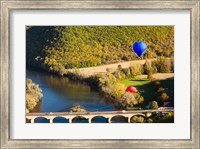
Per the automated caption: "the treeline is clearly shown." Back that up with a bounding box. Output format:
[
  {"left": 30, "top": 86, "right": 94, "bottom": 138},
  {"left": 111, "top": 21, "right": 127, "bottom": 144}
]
[
  {"left": 26, "top": 79, "right": 42, "bottom": 113},
  {"left": 130, "top": 112, "right": 174, "bottom": 123},
  {"left": 26, "top": 26, "right": 174, "bottom": 75},
  {"left": 116, "top": 57, "right": 174, "bottom": 81}
]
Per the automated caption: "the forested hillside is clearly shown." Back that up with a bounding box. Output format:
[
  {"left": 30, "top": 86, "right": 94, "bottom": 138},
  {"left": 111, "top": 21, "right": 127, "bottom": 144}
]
[{"left": 26, "top": 26, "right": 174, "bottom": 75}]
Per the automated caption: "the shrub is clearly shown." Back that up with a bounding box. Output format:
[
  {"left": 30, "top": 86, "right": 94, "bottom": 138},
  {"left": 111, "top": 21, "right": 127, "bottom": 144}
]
[
  {"left": 112, "top": 83, "right": 126, "bottom": 99},
  {"left": 120, "top": 92, "right": 138, "bottom": 107},
  {"left": 70, "top": 105, "right": 87, "bottom": 112},
  {"left": 159, "top": 93, "right": 169, "bottom": 102},
  {"left": 117, "top": 64, "right": 122, "bottom": 71},
  {"left": 106, "top": 68, "right": 112, "bottom": 72},
  {"left": 129, "top": 63, "right": 144, "bottom": 77},
  {"left": 147, "top": 70, "right": 154, "bottom": 81},
  {"left": 153, "top": 81, "right": 161, "bottom": 89},
  {"left": 151, "top": 60, "right": 158, "bottom": 73},
  {"left": 143, "top": 60, "right": 152, "bottom": 74},
  {"left": 26, "top": 79, "right": 42, "bottom": 113},
  {"left": 122, "top": 55, "right": 130, "bottom": 61},
  {"left": 155, "top": 56, "right": 171, "bottom": 73},
  {"left": 117, "top": 71, "right": 122, "bottom": 80},
  {"left": 59, "top": 66, "right": 66, "bottom": 76},
  {"left": 138, "top": 96, "right": 144, "bottom": 104},
  {"left": 121, "top": 73, "right": 126, "bottom": 80},
  {"left": 26, "top": 94, "right": 37, "bottom": 112},
  {"left": 165, "top": 112, "right": 174, "bottom": 118},
  {"left": 122, "top": 68, "right": 131, "bottom": 78},
  {"left": 133, "top": 93, "right": 144, "bottom": 104},
  {"left": 26, "top": 79, "right": 32, "bottom": 84},
  {"left": 131, "top": 116, "right": 145, "bottom": 123},
  {"left": 151, "top": 101, "right": 159, "bottom": 110},
  {"left": 157, "top": 112, "right": 174, "bottom": 123},
  {"left": 147, "top": 118, "right": 153, "bottom": 123},
  {"left": 26, "top": 80, "right": 42, "bottom": 99},
  {"left": 171, "top": 56, "right": 174, "bottom": 72},
  {"left": 120, "top": 92, "right": 144, "bottom": 108},
  {"left": 95, "top": 73, "right": 103, "bottom": 79},
  {"left": 115, "top": 71, "right": 126, "bottom": 80},
  {"left": 157, "top": 87, "right": 166, "bottom": 93},
  {"left": 99, "top": 71, "right": 117, "bottom": 87}
]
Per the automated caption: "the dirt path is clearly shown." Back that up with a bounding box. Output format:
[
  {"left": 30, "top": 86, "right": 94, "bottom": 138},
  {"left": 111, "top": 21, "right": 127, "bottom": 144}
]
[
  {"left": 68, "top": 58, "right": 174, "bottom": 80},
  {"left": 137, "top": 73, "right": 174, "bottom": 80},
  {"left": 71, "top": 59, "right": 156, "bottom": 77}
]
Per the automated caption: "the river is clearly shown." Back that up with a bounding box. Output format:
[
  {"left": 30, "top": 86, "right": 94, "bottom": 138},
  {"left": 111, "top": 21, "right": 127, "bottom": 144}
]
[{"left": 26, "top": 69, "right": 124, "bottom": 123}]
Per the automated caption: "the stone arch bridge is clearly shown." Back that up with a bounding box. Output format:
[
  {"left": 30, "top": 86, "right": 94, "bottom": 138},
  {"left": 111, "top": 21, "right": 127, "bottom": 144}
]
[{"left": 26, "top": 108, "right": 174, "bottom": 123}]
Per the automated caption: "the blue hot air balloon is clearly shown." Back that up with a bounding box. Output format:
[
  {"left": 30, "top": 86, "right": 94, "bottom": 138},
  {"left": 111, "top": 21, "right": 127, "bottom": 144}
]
[{"left": 133, "top": 42, "right": 147, "bottom": 57}]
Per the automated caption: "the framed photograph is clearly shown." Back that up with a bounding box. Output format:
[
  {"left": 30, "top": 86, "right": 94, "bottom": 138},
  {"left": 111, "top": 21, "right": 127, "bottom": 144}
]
[{"left": 1, "top": 0, "right": 199, "bottom": 148}]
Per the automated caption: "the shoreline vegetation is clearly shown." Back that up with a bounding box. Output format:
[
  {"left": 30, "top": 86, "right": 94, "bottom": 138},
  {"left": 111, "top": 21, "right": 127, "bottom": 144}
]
[
  {"left": 65, "top": 58, "right": 174, "bottom": 123},
  {"left": 64, "top": 57, "right": 174, "bottom": 109},
  {"left": 26, "top": 79, "right": 43, "bottom": 113}
]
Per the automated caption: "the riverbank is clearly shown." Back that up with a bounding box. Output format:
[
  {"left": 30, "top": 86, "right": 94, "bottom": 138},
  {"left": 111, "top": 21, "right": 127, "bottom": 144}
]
[{"left": 26, "top": 79, "right": 43, "bottom": 113}]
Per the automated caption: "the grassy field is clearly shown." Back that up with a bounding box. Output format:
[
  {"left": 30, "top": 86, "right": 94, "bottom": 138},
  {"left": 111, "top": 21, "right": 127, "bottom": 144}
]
[
  {"left": 120, "top": 78, "right": 150, "bottom": 87},
  {"left": 120, "top": 78, "right": 174, "bottom": 106}
]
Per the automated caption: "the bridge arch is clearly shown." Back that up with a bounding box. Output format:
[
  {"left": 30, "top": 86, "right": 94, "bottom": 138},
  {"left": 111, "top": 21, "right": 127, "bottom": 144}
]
[
  {"left": 130, "top": 114, "right": 146, "bottom": 123},
  {"left": 132, "top": 113, "right": 146, "bottom": 117},
  {"left": 110, "top": 115, "right": 128, "bottom": 123},
  {"left": 26, "top": 118, "right": 31, "bottom": 123},
  {"left": 34, "top": 116, "right": 49, "bottom": 123},
  {"left": 53, "top": 116, "right": 68, "bottom": 123},
  {"left": 72, "top": 116, "right": 88, "bottom": 123},
  {"left": 91, "top": 115, "right": 107, "bottom": 123}
]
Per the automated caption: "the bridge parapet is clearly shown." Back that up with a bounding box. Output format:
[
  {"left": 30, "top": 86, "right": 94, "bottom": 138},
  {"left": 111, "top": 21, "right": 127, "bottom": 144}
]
[{"left": 26, "top": 108, "right": 174, "bottom": 123}]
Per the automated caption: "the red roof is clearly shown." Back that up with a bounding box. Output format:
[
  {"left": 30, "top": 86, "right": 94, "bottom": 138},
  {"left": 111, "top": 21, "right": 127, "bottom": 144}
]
[{"left": 125, "top": 86, "right": 138, "bottom": 93}]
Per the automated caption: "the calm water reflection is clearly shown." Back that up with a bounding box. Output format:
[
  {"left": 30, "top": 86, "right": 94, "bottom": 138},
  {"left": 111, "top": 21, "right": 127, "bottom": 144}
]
[{"left": 26, "top": 69, "right": 115, "bottom": 113}]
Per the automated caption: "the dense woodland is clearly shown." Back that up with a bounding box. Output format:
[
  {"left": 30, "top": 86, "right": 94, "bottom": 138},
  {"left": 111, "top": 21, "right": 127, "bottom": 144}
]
[{"left": 26, "top": 26, "right": 174, "bottom": 75}]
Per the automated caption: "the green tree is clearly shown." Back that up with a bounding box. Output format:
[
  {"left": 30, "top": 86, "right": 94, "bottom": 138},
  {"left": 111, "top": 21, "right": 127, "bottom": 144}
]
[
  {"left": 138, "top": 96, "right": 144, "bottom": 104},
  {"left": 147, "top": 70, "right": 154, "bottom": 81},
  {"left": 120, "top": 92, "right": 138, "bottom": 107},
  {"left": 159, "top": 93, "right": 169, "bottom": 102},
  {"left": 144, "top": 60, "right": 152, "bottom": 74},
  {"left": 117, "top": 64, "right": 122, "bottom": 71},
  {"left": 156, "top": 56, "right": 171, "bottom": 73},
  {"left": 129, "top": 63, "right": 143, "bottom": 77},
  {"left": 112, "top": 83, "right": 126, "bottom": 99},
  {"left": 151, "top": 101, "right": 159, "bottom": 110},
  {"left": 131, "top": 116, "right": 145, "bottom": 123},
  {"left": 122, "top": 68, "right": 131, "bottom": 78}
]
